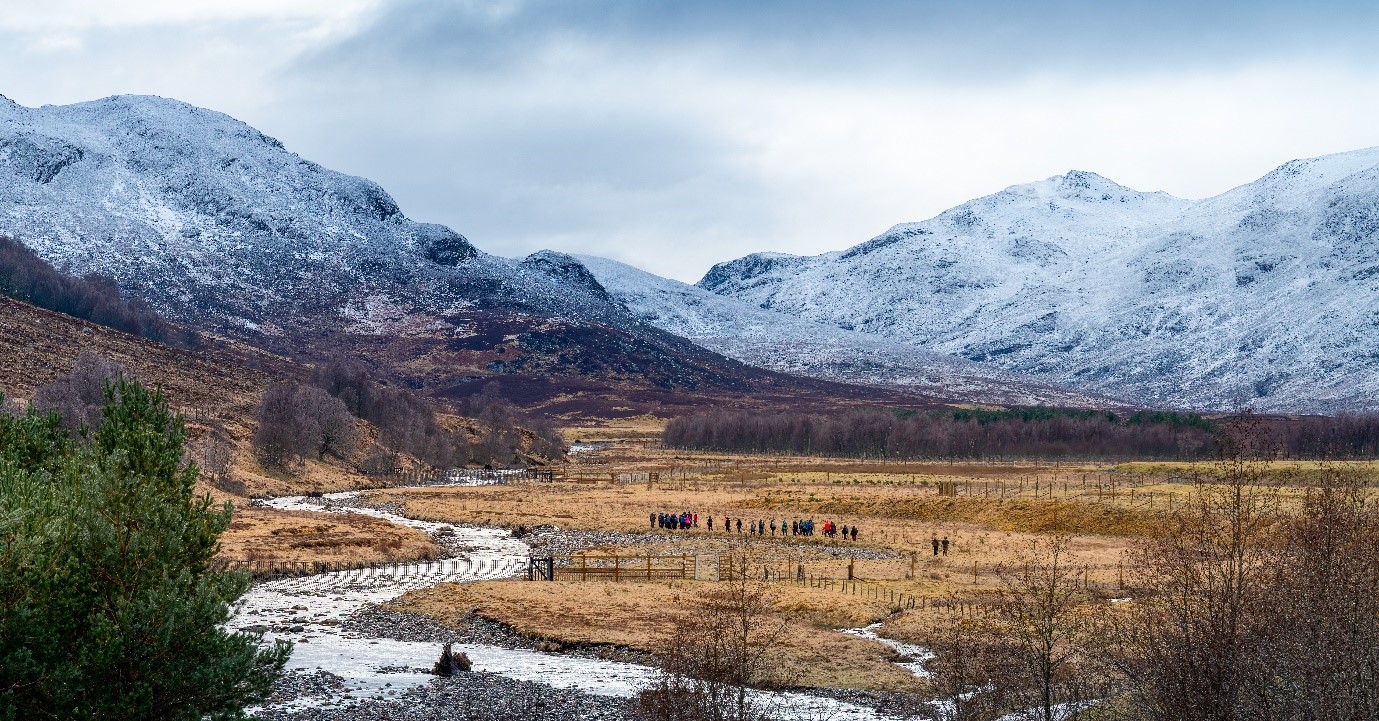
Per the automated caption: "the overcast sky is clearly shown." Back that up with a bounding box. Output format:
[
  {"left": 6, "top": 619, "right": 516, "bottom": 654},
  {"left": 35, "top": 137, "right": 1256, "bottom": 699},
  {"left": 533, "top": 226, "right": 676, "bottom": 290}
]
[{"left": 3, "top": 1, "right": 1379, "bottom": 282}]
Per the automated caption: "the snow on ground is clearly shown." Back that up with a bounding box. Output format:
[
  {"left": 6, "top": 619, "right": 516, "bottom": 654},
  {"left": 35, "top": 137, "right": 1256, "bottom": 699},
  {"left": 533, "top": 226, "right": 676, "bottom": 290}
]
[{"left": 579, "top": 254, "right": 1116, "bottom": 408}]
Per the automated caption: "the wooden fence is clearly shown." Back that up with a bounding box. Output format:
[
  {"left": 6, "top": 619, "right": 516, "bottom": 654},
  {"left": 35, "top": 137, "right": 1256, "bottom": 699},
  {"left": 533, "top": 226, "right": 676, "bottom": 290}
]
[{"left": 540, "top": 554, "right": 697, "bottom": 581}]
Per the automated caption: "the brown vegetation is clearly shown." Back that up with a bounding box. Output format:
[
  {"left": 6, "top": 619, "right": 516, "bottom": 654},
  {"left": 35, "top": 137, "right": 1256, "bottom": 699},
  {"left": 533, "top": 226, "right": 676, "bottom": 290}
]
[
  {"left": 392, "top": 577, "right": 921, "bottom": 692},
  {"left": 219, "top": 508, "right": 437, "bottom": 565}
]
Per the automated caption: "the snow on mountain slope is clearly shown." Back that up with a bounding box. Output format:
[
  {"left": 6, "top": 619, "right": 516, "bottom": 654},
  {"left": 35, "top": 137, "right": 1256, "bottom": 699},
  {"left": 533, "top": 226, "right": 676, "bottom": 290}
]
[
  {"left": 699, "top": 149, "right": 1379, "bottom": 413},
  {"left": 577, "top": 254, "right": 1116, "bottom": 407},
  {"left": 0, "top": 94, "right": 819, "bottom": 406}
]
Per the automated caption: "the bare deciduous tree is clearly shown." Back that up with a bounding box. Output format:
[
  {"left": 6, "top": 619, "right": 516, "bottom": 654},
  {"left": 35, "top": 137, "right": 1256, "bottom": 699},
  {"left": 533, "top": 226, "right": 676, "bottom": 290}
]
[
  {"left": 925, "top": 618, "right": 1022, "bottom": 721},
  {"left": 639, "top": 550, "right": 791, "bottom": 721},
  {"left": 31, "top": 351, "right": 125, "bottom": 433},
  {"left": 1110, "top": 427, "right": 1283, "bottom": 721},
  {"left": 994, "top": 535, "right": 1096, "bottom": 721},
  {"left": 251, "top": 382, "right": 357, "bottom": 470}
]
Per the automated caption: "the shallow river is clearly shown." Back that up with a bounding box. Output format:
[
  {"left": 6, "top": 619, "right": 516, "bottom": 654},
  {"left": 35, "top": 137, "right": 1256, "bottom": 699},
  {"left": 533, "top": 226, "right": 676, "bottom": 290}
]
[{"left": 234, "top": 480, "right": 917, "bottom": 719}]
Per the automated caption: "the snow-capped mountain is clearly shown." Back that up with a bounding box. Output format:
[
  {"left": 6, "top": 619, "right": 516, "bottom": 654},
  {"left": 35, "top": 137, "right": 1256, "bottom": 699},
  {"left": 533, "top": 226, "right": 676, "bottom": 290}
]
[
  {"left": 699, "top": 150, "right": 1379, "bottom": 413},
  {"left": 0, "top": 93, "right": 590, "bottom": 335},
  {"left": 577, "top": 254, "right": 1115, "bottom": 407},
  {"left": 0, "top": 94, "right": 805, "bottom": 408}
]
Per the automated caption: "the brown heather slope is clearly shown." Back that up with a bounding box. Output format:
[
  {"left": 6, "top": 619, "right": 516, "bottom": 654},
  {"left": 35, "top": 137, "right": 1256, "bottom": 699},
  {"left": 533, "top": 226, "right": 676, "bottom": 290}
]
[
  {"left": 0, "top": 295, "right": 291, "bottom": 412},
  {"left": 286, "top": 308, "right": 958, "bottom": 422},
  {"left": 0, "top": 296, "right": 438, "bottom": 565}
]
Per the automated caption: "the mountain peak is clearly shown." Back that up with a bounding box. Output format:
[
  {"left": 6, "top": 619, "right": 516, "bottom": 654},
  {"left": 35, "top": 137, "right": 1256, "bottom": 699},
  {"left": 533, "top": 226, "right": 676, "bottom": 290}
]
[
  {"left": 1052, "top": 169, "right": 1142, "bottom": 200},
  {"left": 519, "top": 250, "right": 613, "bottom": 303}
]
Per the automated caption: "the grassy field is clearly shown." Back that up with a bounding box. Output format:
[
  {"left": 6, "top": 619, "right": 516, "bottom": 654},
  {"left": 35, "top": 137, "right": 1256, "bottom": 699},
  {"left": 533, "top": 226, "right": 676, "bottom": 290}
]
[
  {"left": 377, "top": 442, "right": 1171, "bottom": 691},
  {"left": 394, "top": 579, "right": 924, "bottom": 691},
  {"left": 226, "top": 434, "right": 1371, "bottom": 694},
  {"left": 219, "top": 507, "right": 438, "bottom": 565}
]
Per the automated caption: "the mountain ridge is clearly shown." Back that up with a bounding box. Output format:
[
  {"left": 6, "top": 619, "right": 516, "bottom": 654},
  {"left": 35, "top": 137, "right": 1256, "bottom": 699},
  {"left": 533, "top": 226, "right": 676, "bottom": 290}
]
[
  {"left": 0, "top": 92, "right": 1031, "bottom": 417},
  {"left": 698, "top": 147, "right": 1379, "bottom": 412}
]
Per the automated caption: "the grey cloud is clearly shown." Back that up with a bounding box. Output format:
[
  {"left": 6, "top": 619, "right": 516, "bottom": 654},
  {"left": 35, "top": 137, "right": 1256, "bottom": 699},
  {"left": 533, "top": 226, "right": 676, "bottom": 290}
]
[{"left": 306, "top": 0, "right": 1379, "bottom": 82}]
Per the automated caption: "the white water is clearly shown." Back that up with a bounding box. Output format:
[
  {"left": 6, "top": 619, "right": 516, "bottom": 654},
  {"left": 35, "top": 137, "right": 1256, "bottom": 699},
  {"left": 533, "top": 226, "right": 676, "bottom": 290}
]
[
  {"left": 234, "top": 481, "right": 911, "bottom": 719},
  {"left": 840, "top": 623, "right": 934, "bottom": 679}
]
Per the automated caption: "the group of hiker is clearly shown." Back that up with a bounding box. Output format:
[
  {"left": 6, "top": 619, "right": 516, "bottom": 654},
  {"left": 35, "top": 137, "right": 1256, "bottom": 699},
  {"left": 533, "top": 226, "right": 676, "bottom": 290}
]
[
  {"left": 650, "top": 512, "right": 861, "bottom": 541},
  {"left": 653, "top": 511, "right": 697, "bottom": 530}
]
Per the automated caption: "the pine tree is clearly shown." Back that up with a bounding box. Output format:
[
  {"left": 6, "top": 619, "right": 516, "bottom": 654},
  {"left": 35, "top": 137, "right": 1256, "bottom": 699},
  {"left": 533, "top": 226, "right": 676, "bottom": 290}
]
[{"left": 0, "top": 380, "right": 289, "bottom": 720}]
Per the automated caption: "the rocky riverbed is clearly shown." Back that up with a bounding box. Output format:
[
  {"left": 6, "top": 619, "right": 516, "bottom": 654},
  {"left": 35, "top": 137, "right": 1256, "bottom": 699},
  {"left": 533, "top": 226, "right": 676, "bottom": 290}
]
[{"left": 257, "top": 669, "right": 636, "bottom": 721}]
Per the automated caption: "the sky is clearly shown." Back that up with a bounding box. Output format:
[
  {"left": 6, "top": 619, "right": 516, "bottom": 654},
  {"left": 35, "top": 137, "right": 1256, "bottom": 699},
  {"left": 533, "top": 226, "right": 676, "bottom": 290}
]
[{"left": 3, "top": 1, "right": 1379, "bottom": 282}]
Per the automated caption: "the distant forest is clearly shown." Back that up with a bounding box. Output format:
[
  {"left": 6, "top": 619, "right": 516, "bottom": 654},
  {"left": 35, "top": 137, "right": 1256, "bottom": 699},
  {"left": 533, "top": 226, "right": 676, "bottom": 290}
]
[
  {"left": 663, "top": 407, "right": 1379, "bottom": 461},
  {"left": 0, "top": 236, "right": 198, "bottom": 348}
]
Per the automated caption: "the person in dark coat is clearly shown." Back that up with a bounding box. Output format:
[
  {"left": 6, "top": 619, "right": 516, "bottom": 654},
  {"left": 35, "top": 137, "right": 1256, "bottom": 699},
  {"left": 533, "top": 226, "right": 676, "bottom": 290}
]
[
  {"left": 650, "top": 513, "right": 656, "bottom": 529},
  {"left": 932, "top": 534, "right": 940, "bottom": 556},
  {"left": 941, "top": 536, "right": 950, "bottom": 555},
  {"left": 850, "top": 526, "right": 858, "bottom": 541},
  {"left": 708, "top": 516, "right": 714, "bottom": 531},
  {"left": 736, "top": 517, "right": 743, "bottom": 533}
]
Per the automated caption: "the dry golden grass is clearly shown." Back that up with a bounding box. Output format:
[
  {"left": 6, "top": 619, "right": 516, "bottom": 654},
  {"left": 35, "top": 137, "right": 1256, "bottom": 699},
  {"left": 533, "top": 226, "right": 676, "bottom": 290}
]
[
  {"left": 563, "top": 415, "right": 667, "bottom": 443},
  {"left": 1113, "top": 459, "right": 1379, "bottom": 483},
  {"left": 392, "top": 579, "right": 924, "bottom": 692},
  {"left": 369, "top": 480, "right": 1135, "bottom": 601},
  {"left": 218, "top": 507, "right": 438, "bottom": 565}
]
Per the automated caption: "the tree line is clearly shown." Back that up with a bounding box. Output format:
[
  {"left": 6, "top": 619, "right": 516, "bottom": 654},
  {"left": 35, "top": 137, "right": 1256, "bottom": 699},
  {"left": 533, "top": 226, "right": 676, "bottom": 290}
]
[
  {"left": 252, "top": 360, "right": 564, "bottom": 473},
  {"left": 664, "top": 407, "right": 1379, "bottom": 461},
  {"left": 0, "top": 235, "right": 199, "bottom": 349},
  {"left": 663, "top": 408, "right": 1217, "bottom": 461}
]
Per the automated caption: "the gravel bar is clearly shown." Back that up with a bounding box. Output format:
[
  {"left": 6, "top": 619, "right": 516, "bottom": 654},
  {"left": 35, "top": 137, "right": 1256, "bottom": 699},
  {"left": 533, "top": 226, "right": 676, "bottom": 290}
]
[{"left": 256, "top": 669, "right": 636, "bottom": 721}]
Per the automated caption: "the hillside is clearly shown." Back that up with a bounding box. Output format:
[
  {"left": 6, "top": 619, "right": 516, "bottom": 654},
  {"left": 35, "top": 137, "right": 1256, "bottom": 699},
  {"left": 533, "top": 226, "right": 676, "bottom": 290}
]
[
  {"left": 577, "top": 254, "right": 1116, "bottom": 408},
  {"left": 0, "top": 93, "right": 991, "bottom": 417},
  {"left": 700, "top": 149, "right": 1379, "bottom": 413}
]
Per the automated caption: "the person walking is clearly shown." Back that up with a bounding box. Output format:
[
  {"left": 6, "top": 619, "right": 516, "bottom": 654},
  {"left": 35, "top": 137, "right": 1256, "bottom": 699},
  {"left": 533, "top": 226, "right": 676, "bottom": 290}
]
[
  {"left": 932, "top": 534, "right": 940, "bottom": 556},
  {"left": 708, "top": 516, "right": 714, "bottom": 532},
  {"left": 736, "top": 518, "right": 743, "bottom": 533},
  {"left": 650, "top": 513, "right": 656, "bottom": 529},
  {"left": 791, "top": 520, "right": 798, "bottom": 536},
  {"left": 941, "top": 536, "right": 950, "bottom": 556},
  {"left": 770, "top": 520, "right": 777, "bottom": 536},
  {"left": 750, "top": 520, "right": 757, "bottom": 535},
  {"left": 850, "top": 526, "right": 858, "bottom": 542}
]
